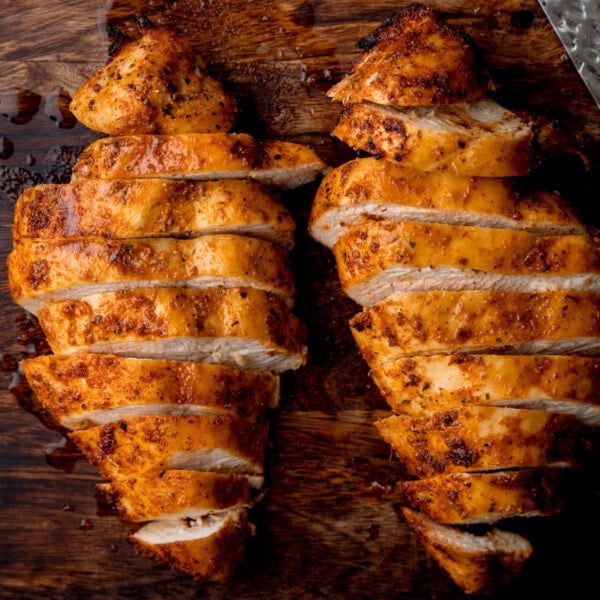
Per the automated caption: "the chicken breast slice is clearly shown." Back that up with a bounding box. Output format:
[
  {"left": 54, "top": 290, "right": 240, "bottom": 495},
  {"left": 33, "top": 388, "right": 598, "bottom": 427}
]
[
  {"left": 70, "top": 413, "right": 268, "bottom": 481},
  {"left": 334, "top": 220, "right": 600, "bottom": 306},
  {"left": 327, "top": 4, "right": 489, "bottom": 107},
  {"left": 331, "top": 98, "right": 533, "bottom": 177},
  {"left": 350, "top": 290, "right": 600, "bottom": 366},
  {"left": 12, "top": 179, "right": 295, "bottom": 249},
  {"left": 308, "top": 158, "right": 585, "bottom": 248},
  {"left": 129, "top": 507, "right": 252, "bottom": 581},
  {"left": 22, "top": 353, "right": 279, "bottom": 430},
  {"left": 397, "top": 468, "right": 569, "bottom": 525},
  {"left": 70, "top": 133, "right": 327, "bottom": 189},
  {"left": 372, "top": 354, "right": 600, "bottom": 425},
  {"left": 69, "top": 28, "right": 237, "bottom": 135},
  {"left": 97, "top": 470, "right": 256, "bottom": 523},
  {"left": 8, "top": 235, "right": 295, "bottom": 315},
  {"left": 38, "top": 287, "right": 307, "bottom": 373},
  {"left": 400, "top": 507, "right": 532, "bottom": 596},
  {"left": 376, "top": 406, "right": 589, "bottom": 479}
]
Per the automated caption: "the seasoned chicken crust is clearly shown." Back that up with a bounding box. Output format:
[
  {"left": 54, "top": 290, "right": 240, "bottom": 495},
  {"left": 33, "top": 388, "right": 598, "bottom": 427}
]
[
  {"left": 350, "top": 290, "right": 600, "bottom": 364},
  {"left": 8, "top": 235, "right": 295, "bottom": 315},
  {"left": 328, "top": 3, "right": 489, "bottom": 106},
  {"left": 70, "top": 413, "right": 269, "bottom": 481},
  {"left": 332, "top": 99, "right": 534, "bottom": 177},
  {"left": 376, "top": 405, "right": 589, "bottom": 478},
  {"left": 69, "top": 28, "right": 238, "bottom": 135},
  {"left": 308, "top": 158, "right": 585, "bottom": 248},
  {"left": 334, "top": 220, "right": 600, "bottom": 305},
  {"left": 38, "top": 287, "right": 307, "bottom": 372},
  {"left": 373, "top": 354, "right": 600, "bottom": 425},
  {"left": 22, "top": 353, "right": 279, "bottom": 429},
  {"left": 70, "top": 133, "right": 327, "bottom": 189},
  {"left": 13, "top": 179, "right": 295, "bottom": 249},
  {"left": 397, "top": 468, "right": 569, "bottom": 525},
  {"left": 401, "top": 507, "right": 532, "bottom": 596}
]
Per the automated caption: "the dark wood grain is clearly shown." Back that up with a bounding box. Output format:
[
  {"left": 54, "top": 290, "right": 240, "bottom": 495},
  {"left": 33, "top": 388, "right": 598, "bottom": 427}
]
[{"left": 1, "top": 1, "right": 599, "bottom": 598}]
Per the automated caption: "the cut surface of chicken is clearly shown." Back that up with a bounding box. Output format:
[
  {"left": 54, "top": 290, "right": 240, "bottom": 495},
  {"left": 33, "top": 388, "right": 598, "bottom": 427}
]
[
  {"left": 38, "top": 287, "right": 307, "bottom": 373},
  {"left": 129, "top": 507, "right": 251, "bottom": 581},
  {"left": 327, "top": 4, "right": 489, "bottom": 106},
  {"left": 334, "top": 220, "right": 600, "bottom": 306},
  {"left": 373, "top": 354, "right": 600, "bottom": 425},
  {"left": 308, "top": 158, "right": 585, "bottom": 248},
  {"left": 69, "top": 28, "right": 237, "bottom": 135},
  {"left": 70, "top": 414, "right": 268, "bottom": 481},
  {"left": 8, "top": 235, "right": 295, "bottom": 315},
  {"left": 350, "top": 290, "right": 600, "bottom": 366},
  {"left": 70, "top": 133, "right": 327, "bottom": 189},
  {"left": 22, "top": 353, "right": 279, "bottom": 430},
  {"left": 400, "top": 507, "right": 533, "bottom": 596},
  {"left": 332, "top": 98, "right": 533, "bottom": 177},
  {"left": 13, "top": 179, "right": 295, "bottom": 249},
  {"left": 397, "top": 468, "right": 569, "bottom": 525},
  {"left": 376, "top": 405, "right": 588, "bottom": 478},
  {"left": 98, "top": 470, "right": 254, "bottom": 522}
]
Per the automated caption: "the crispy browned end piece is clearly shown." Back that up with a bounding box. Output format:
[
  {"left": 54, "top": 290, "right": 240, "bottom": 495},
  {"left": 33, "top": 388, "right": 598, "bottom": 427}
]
[
  {"left": 37, "top": 287, "right": 307, "bottom": 373},
  {"left": 334, "top": 219, "right": 600, "bottom": 306},
  {"left": 12, "top": 179, "right": 296, "bottom": 249},
  {"left": 332, "top": 99, "right": 534, "bottom": 177},
  {"left": 70, "top": 133, "right": 327, "bottom": 189},
  {"left": 308, "top": 158, "right": 585, "bottom": 249},
  {"left": 397, "top": 468, "right": 569, "bottom": 525},
  {"left": 8, "top": 235, "right": 295, "bottom": 315},
  {"left": 401, "top": 507, "right": 532, "bottom": 595},
  {"left": 69, "top": 28, "right": 237, "bottom": 135},
  {"left": 98, "top": 470, "right": 254, "bottom": 522},
  {"left": 69, "top": 414, "right": 269, "bottom": 481},
  {"left": 22, "top": 353, "right": 279, "bottom": 430},
  {"left": 350, "top": 290, "right": 600, "bottom": 366},
  {"left": 372, "top": 354, "right": 600, "bottom": 426},
  {"left": 129, "top": 508, "right": 252, "bottom": 581},
  {"left": 327, "top": 4, "right": 489, "bottom": 106},
  {"left": 376, "top": 406, "right": 588, "bottom": 478}
]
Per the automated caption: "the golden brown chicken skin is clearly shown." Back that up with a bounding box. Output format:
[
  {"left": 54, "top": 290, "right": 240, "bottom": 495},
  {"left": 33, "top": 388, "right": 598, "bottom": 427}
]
[
  {"left": 22, "top": 353, "right": 279, "bottom": 430},
  {"left": 8, "top": 235, "right": 295, "bottom": 315},
  {"left": 308, "top": 158, "right": 585, "bottom": 248},
  {"left": 13, "top": 179, "right": 296, "bottom": 249},
  {"left": 327, "top": 3, "right": 489, "bottom": 106},
  {"left": 69, "top": 28, "right": 237, "bottom": 135}
]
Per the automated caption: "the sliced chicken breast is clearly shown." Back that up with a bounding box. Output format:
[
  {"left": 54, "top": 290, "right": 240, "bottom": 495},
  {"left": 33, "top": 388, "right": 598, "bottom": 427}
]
[
  {"left": 70, "top": 414, "right": 268, "bottom": 481},
  {"left": 350, "top": 290, "right": 600, "bottom": 366},
  {"left": 327, "top": 4, "right": 489, "bottom": 107},
  {"left": 373, "top": 354, "right": 600, "bottom": 425},
  {"left": 129, "top": 507, "right": 251, "bottom": 581},
  {"left": 376, "top": 406, "right": 588, "bottom": 479},
  {"left": 400, "top": 507, "right": 532, "bottom": 596},
  {"left": 70, "top": 133, "right": 327, "bottom": 189},
  {"left": 8, "top": 235, "right": 295, "bottom": 315},
  {"left": 98, "top": 470, "right": 254, "bottom": 522},
  {"left": 308, "top": 158, "right": 585, "bottom": 248},
  {"left": 334, "top": 220, "right": 600, "bottom": 306},
  {"left": 69, "top": 28, "right": 238, "bottom": 135},
  {"left": 331, "top": 98, "right": 534, "bottom": 177},
  {"left": 397, "top": 468, "right": 569, "bottom": 525},
  {"left": 13, "top": 179, "right": 295, "bottom": 249},
  {"left": 22, "top": 353, "right": 279, "bottom": 430},
  {"left": 37, "top": 287, "right": 307, "bottom": 373}
]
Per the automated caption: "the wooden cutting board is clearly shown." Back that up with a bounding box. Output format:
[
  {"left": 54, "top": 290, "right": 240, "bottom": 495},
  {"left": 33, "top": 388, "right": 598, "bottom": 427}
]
[{"left": 1, "top": 1, "right": 599, "bottom": 598}]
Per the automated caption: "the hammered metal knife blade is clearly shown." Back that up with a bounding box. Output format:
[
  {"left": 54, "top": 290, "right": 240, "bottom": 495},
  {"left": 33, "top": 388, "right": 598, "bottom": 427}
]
[{"left": 538, "top": 0, "right": 600, "bottom": 108}]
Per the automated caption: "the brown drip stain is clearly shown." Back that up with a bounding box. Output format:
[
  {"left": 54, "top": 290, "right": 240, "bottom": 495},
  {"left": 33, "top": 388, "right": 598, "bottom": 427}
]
[{"left": 0, "top": 88, "right": 42, "bottom": 125}]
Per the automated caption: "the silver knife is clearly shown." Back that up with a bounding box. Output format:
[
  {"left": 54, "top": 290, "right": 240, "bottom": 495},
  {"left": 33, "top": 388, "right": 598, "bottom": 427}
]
[{"left": 538, "top": 0, "right": 600, "bottom": 108}]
